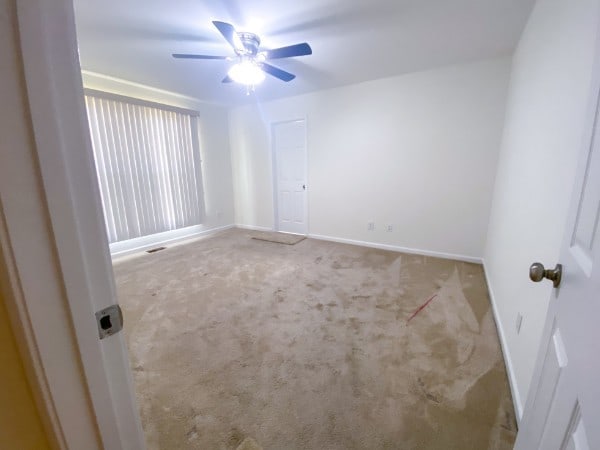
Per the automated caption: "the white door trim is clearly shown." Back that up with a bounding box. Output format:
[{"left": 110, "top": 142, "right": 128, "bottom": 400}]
[
  {"left": 271, "top": 117, "right": 309, "bottom": 234},
  {"left": 9, "top": 0, "right": 145, "bottom": 449}
]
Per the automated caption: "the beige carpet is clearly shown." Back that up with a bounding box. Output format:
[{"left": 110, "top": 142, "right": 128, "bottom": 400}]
[{"left": 114, "top": 229, "right": 516, "bottom": 450}]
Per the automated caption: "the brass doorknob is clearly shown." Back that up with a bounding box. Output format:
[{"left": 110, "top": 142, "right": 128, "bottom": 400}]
[{"left": 529, "top": 262, "right": 562, "bottom": 288}]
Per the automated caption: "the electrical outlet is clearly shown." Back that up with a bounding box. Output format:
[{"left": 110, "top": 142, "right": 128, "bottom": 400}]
[
  {"left": 516, "top": 313, "right": 523, "bottom": 334},
  {"left": 386, "top": 224, "right": 393, "bottom": 232},
  {"left": 368, "top": 222, "right": 375, "bottom": 231}
]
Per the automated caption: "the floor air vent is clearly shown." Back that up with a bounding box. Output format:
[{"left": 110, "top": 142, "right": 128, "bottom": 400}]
[{"left": 146, "top": 246, "right": 166, "bottom": 254}]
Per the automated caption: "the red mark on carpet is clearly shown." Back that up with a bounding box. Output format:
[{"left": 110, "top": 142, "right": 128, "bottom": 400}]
[{"left": 407, "top": 294, "right": 438, "bottom": 323}]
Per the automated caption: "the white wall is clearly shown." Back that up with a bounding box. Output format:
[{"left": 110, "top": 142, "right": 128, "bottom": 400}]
[
  {"left": 230, "top": 58, "right": 511, "bottom": 260},
  {"left": 82, "top": 72, "right": 235, "bottom": 254},
  {"left": 484, "top": 0, "right": 600, "bottom": 419}
]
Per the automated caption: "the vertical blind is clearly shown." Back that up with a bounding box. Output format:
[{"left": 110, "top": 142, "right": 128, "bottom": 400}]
[{"left": 84, "top": 93, "right": 204, "bottom": 244}]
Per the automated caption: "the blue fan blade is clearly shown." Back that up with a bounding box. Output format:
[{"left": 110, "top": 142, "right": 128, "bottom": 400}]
[
  {"left": 212, "top": 21, "right": 243, "bottom": 51},
  {"left": 261, "top": 63, "right": 295, "bottom": 82},
  {"left": 222, "top": 75, "right": 234, "bottom": 83},
  {"left": 267, "top": 43, "right": 312, "bottom": 59},
  {"left": 172, "top": 54, "right": 228, "bottom": 59}
]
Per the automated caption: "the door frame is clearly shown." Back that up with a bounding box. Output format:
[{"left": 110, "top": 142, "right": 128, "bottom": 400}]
[
  {"left": 270, "top": 117, "right": 309, "bottom": 234},
  {"left": 3, "top": 0, "right": 145, "bottom": 448}
]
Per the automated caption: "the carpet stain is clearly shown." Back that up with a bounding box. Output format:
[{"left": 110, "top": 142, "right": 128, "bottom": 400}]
[{"left": 114, "top": 229, "right": 516, "bottom": 450}]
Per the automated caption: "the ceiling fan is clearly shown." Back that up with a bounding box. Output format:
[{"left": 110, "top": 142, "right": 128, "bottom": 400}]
[{"left": 172, "top": 21, "right": 312, "bottom": 90}]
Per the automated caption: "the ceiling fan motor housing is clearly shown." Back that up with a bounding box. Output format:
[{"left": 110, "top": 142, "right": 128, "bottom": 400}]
[{"left": 237, "top": 32, "right": 261, "bottom": 56}]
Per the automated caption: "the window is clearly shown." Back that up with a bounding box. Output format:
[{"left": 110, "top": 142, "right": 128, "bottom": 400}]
[{"left": 84, "top": 91, "right": 205, "bottom": 244}]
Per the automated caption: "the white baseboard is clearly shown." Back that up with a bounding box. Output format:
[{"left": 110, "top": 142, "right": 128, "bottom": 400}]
[
  {"left": 308, "top": 233, "right": 483, "bottom": 264},
  {"left": 483, "top": 261, "right": 523, "bottom": 424},
  {"left": 235, "top": 224, "right": 274, "bottom": 232},
  {"left": 110, "top": 224, "right": 235, "bottom": 259}
]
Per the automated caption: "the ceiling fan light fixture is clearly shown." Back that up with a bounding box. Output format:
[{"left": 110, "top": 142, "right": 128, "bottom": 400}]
[{"left": 228, "top": 60, "right": 265, "bottom": 85}]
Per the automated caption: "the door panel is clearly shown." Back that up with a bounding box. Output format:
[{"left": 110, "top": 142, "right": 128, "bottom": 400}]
[
  {"left": 540, "top": 401, "right": 587, "bottom": 450},
  {"left": 564, "top": 412, "right": 590, "bottom": 450},
  {"left": 571, "top": 115, "right": 600, "bottom": 254},
  {"left": 515, "top": 59, "right": 600, "bottom": 450},
  {"left": 524, "top": 323, "right": 567, "bottom": 447},
  {"left": 273, "top": 120, "right": 307, "bottom": 235}
]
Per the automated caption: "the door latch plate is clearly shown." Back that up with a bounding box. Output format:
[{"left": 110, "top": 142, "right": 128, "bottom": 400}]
[{"left": 95, "top": 304, "right": 123, "bottom": 339}]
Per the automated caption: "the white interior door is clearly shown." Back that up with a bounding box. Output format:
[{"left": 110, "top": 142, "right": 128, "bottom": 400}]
[
  {"left": 515, "top": 60, "right": 600, "bottom": 449},
  {"left": 273, "top": 119, "right": 308, "bottom": 235}
]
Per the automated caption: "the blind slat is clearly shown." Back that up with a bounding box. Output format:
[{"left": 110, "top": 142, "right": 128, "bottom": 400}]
[{"left": 84, "top": 94, "right": 204, "bottom": 244}]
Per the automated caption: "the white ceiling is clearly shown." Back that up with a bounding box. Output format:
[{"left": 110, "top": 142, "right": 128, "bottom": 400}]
[{"left": 73, "top": 0, "right": 535, "bottom": 106}]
